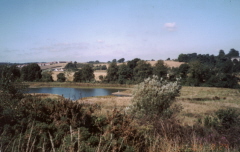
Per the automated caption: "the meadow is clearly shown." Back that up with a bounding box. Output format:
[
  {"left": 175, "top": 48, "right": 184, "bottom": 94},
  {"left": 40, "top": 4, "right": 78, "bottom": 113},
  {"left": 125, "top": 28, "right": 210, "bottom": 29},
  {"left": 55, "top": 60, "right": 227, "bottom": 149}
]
[
  {"left": 76, "top": 86, "right": 240, "bottom": 126},
  {"left": 2, "top": 81, "right": 240, "bottom": 151}
]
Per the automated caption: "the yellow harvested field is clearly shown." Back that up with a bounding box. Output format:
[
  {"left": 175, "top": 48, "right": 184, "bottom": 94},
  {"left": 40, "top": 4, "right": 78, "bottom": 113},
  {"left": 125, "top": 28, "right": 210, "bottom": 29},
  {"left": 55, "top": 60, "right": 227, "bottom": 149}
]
[
  {"left": 48, "top": 60, "right": 183, "bottom": 81},
  {"left": 94, "top": 70, "right": 107, "bottom": 81},
  {"left": 147, "top": 60, "right": 185, "bottom": 67},
  {"left": 93, "top": 60, "right": 184, "bottom": 68},
  {"left": 52, "top": 71, "right": 74, "bottom": 81},
  {"left": 51, "top": 70, "right": 107, "bottom": 81}
]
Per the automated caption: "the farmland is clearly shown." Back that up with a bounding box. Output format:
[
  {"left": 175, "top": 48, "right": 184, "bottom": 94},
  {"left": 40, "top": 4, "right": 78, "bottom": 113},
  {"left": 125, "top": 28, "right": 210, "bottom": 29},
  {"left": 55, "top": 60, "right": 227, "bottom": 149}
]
[{"left": 41, "top": 60, "right": 183, "bottom": 81}]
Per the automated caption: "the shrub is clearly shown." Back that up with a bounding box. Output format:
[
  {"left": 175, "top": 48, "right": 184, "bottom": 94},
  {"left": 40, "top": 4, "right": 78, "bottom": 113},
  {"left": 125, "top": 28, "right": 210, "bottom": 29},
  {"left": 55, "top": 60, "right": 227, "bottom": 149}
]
[
  {"left": 215, "top": 108, "right": 239, "bottom": 129},
  {"left": 130, "top": 75, "right": 181, "bottom": 118},
  {"left": 57, "top": 73, "right": 66, "bottom": 82},
  {"left": 41, "top": 71, "right": 54, "bottom": 82}
]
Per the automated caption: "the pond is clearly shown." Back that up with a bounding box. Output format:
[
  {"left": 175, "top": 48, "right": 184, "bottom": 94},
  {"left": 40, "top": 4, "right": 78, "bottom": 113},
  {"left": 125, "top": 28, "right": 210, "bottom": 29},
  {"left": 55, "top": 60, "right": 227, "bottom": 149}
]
[{"left": 28, "top": 87, "right": 124, "bottom": 100}]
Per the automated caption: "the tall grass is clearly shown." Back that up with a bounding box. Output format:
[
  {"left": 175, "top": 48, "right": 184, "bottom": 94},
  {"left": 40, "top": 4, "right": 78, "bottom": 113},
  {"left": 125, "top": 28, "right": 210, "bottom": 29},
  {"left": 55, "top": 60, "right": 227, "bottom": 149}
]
[{"left": 1, "top": 86, "right": 240, "bottom": 151}]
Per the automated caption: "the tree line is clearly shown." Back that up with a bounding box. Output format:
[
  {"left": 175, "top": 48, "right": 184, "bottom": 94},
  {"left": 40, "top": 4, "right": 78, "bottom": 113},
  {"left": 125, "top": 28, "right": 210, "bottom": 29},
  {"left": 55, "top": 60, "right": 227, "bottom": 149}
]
[
  {"left": 1, "top": 48, "right": 240, "bottom": 88},
  {"left": 100, "top": 49, "right": 240, "bottom": 88},
  {"left": 175, "top": 49, "right": 240, "bottom": 88}
]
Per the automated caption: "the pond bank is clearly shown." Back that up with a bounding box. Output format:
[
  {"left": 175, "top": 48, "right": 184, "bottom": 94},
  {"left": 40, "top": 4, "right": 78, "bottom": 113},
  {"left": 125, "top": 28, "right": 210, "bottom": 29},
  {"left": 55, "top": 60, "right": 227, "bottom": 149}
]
[
  {"left": 112, "top": 91, "right": 132, "bottom": 97},
  {"left": 25, "top": 82, "right": 134, "bottom": 89}
]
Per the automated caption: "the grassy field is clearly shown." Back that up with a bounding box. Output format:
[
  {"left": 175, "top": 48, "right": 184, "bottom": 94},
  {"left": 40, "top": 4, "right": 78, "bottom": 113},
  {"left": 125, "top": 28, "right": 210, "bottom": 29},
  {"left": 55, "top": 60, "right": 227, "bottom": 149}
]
[{"left": 75, "top": 86, "right": 240, "bottom": 126}]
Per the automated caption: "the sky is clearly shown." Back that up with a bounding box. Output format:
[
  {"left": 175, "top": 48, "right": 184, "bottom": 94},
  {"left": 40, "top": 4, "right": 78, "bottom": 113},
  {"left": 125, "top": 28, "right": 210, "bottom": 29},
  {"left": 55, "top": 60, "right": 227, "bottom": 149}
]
[{"left": 1, "top": 0, "right": 240, "bottom": 63}]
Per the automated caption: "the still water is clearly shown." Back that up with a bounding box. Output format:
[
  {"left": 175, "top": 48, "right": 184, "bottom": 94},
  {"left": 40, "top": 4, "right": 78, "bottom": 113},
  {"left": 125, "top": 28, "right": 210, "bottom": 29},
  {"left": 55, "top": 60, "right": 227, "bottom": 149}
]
[{"left": 28, "top": 87, "right": 123, "bottom": 100}]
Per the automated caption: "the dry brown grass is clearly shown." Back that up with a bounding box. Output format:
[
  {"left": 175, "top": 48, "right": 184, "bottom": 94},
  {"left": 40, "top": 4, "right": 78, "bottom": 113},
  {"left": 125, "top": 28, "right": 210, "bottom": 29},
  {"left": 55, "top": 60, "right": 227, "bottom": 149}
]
[
  {"left": 28, "top": 93, "right": 64, "bottom": 100},
  {"left": 176, "top": 86, "right": 240, "bottom": 125},
  {"left": 94, "top": 70, "right": 107, "bottom": 81},
  {"left": 51, "top": 71, "right": 74, "bottom": 81},
  {"left": 77, "top": 96, "right": 132, "bottom": 116},
  {"left": 74, "top": 86, "right": 240, "bottom": 126}
]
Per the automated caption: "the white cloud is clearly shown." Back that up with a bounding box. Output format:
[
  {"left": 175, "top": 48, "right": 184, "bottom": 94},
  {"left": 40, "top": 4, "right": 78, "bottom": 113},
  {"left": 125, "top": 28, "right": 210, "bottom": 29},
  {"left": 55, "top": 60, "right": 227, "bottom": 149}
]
[
  {"left": 164, "top": 22, "right": 177, "bottom": 31},
  {"left": 97, "top": 40, "right": 105, "bottom": 43}
]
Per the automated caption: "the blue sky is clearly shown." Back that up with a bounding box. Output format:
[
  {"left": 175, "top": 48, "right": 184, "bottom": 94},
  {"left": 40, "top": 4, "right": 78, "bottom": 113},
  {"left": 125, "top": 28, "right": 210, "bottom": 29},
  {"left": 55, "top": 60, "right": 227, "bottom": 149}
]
[{"left": 1, "top": 0, "right": 240, "bottom": 63}]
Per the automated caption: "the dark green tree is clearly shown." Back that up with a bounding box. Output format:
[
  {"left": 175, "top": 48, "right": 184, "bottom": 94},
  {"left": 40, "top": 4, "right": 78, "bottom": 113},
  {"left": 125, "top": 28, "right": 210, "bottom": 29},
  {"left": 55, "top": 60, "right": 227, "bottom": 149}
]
[
  {"left": 81, "top": 64, "right": 94, "bottom": 82},
  {"left": 218, "top": 50, "right": 226, "bottom": 59},
  {"left": 101, "top": 65, "right": 107, "bottom": 70},
  {"left": 65, "top": 62, "right": 77, "bottom": 70},
  {"left": 133, "top": 60, "right": 152, "bottom": 83},
  {"left": 21, "top": 63, "right": 42, "bottom": 81},
  {"left": 41, "top": 71, "right": 54, "bottom": 82},
  {"left": 178, "top": 53, "right": 197, "bottom": 62},
  {"left": 186, "top": 61, "right": 205, "bottom": 86},
  {"left": 118, "top": 58, "right": 125, "bottom": 63},
  {"left": 233, "top": 60, "right": 240, "bottom": 73},
  {"left": 227, "top": 48, "right": 239, "bottom": 58},
  {"left": 106, "top": 62, "right": 118, "bottom": 82},
  {"left": 153, "top": 60, "right": 168, "bottom": 79},
  {"left": 0, "top": 65, "right": 25, "bottom": 98},
  {"left": 117, "top": 64, "right": 131, "bottom": 84},
  {"left": 178, "top": 64, "right": 190, "bottom": 79},
  {"left": 57, "top": 73, "right": 66, "bottom": 82},
  {"left": 112, "top": 59, "right": 117, "bottom": 63},
  {"left": 73, "top": 69, "right": 83, "bottom": 82},
  {"left": 127, "top": 58, "right": 141, "bottom": 80},
  {"left": 0, "top": 65, "right": 20, "bottom": 81}
]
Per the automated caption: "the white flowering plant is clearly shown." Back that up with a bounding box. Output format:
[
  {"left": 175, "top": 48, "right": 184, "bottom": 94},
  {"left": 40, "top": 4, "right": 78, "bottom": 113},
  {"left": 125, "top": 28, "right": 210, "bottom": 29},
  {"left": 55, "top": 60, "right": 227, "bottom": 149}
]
[{"left": 130, "top": 75, "right": 181, "bottom": 118}]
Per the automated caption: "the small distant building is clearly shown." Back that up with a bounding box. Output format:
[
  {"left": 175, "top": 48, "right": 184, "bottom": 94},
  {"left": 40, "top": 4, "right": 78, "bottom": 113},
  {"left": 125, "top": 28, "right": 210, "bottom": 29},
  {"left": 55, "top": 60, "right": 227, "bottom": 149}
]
[
  {"left": 231, "top": 57, "right": 240, "bottom": 62},
  {"left": 38, "top": 63, "right": 45, "bottom": 66},
  {"left": 53, "top": 68, "right": 64, "bottom": 71},
  {"left": 17, "top": 64, "right": 27, "bottom": 68}
]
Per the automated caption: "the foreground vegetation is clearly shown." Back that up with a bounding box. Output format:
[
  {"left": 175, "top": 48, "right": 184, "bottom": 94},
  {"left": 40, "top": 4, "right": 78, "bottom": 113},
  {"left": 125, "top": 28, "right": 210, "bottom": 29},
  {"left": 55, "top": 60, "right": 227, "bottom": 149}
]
[{"left": 1, "top": 74, "right": 240, "bottom": 152}]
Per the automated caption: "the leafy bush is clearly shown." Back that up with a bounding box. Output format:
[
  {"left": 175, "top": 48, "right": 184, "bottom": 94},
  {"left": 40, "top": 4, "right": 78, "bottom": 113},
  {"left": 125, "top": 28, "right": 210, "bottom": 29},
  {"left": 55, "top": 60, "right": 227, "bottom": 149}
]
[
  {"left": 215, "top": 108, "right": 239, "bottom": 129},
  {"left": 57, "top": 73, "right": 66, "bottom": 82},
  {"left": 130, "top": 75, "right": 181, "bottom": 118},
  {"left": 21, "top": 63, "right": 42, "bottom": 81},
  {"left": 41, "top": 71, "right": 54, "bottom": 82}
]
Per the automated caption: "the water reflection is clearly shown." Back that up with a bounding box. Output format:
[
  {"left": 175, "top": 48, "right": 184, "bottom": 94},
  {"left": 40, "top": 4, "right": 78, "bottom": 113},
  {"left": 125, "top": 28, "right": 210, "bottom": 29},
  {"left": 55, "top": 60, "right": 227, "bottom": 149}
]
[{"left": 28, "top": 87, "right": 123, "bottom": 100}]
